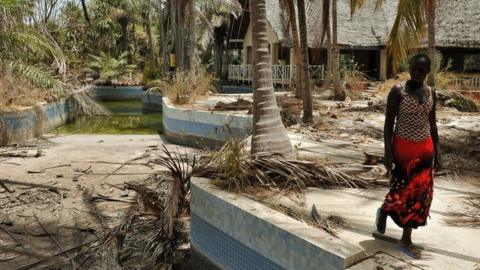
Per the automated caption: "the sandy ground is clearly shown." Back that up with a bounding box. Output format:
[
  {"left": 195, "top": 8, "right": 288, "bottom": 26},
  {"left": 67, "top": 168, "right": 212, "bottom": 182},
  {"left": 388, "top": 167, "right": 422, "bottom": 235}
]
[
  {"left": 266, "top": 176, "right": 480, "bottom": 270},
  {"left": 0, "top": 134, "right": 200, "bottom": 269}
]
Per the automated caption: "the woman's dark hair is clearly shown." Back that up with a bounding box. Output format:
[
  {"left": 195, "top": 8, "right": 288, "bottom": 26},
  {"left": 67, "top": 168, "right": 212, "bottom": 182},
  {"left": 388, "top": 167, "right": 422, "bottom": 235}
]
[{"left": 409, "top": 53, "right": 431, "bottom": 69}]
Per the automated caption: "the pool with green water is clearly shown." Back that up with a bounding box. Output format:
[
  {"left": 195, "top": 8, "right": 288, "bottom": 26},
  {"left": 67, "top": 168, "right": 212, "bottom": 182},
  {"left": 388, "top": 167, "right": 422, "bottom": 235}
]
[{"left": 56, "top": 100, "right": 162, "bottom": 134}]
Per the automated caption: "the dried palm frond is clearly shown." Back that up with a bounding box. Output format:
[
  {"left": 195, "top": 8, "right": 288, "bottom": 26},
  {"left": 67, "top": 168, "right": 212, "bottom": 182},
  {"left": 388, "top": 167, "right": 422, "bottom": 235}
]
[
  {"left": 150, "top": 145, "right": 196, "bottom": 214},
  {"left": 70, "top": 85, "right": 110, "bottom": 117},
  {"left": 35, "top": 148, "right": 196, "bottom": 269},
  {"left": 197, "top": 139, "right": 386, "bottom": 193},
  {"left": 436, "top": 89, "right": 479, "bottom": 112},
  {"left": 445, "top": 193, "right": 480, "bottom": 228}
]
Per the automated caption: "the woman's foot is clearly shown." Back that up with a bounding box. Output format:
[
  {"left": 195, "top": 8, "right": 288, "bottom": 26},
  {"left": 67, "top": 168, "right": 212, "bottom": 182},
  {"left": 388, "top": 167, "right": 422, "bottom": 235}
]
[
  {"left": 374, "top": 208, "right": 387, "bottom": 234},
  {"left": 398, "top": 241, "right": 422, "bottom": 259}
]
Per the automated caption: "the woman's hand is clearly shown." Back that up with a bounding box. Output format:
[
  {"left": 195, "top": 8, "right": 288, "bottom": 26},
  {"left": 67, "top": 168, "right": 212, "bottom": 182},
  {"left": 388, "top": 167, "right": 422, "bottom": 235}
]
[{"left": 384, "top": 154, "right": 393, "bottom": 183}]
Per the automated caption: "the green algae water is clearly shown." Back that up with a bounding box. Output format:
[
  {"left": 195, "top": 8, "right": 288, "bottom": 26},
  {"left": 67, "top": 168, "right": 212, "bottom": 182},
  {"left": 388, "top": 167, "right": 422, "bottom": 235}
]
[{"left": 56, "top": 100, "right": 162, "bottom": 135}]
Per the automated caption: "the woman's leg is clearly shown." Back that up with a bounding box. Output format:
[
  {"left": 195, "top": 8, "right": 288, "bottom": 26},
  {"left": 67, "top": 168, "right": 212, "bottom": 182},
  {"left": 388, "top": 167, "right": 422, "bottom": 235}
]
[
  {"left": 399, "top": 227, "right": 422, "bottom": 258},
  {"left": 375, "top": 207, "right": 388, "bottom": 234}
]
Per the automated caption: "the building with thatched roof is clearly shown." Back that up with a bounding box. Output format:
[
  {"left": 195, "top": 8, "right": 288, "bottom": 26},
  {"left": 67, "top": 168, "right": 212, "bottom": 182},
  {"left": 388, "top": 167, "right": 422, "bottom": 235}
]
[{"left": 227, "top": 0, "right": 480, "bottom": 82}]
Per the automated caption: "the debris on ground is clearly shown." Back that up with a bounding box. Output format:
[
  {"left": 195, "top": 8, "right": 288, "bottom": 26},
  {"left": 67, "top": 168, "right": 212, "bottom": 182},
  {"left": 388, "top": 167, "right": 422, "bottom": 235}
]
[
  {"left": 196, "top": 138, "right": 387, "bottom": 193},
  {"left": 436, "top": 89, "right": 479, "bottom": 112},
  {"left": 445, "top": 193, "right": 480, "bottom": 228},
  {"left": 0, "top": 146, "right": 196, "bottom": 270},
  {"left": 212, "top": 97, "right": 252, "bottom": 111}
]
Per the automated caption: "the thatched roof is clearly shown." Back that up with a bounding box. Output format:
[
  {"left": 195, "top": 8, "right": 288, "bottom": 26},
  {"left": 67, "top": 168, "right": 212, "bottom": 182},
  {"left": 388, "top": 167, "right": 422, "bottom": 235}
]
[
  {"left": 261, "top": 0, "right": 480, "bottom": 49},
  {"left": 436, "top": 0, "right": 480, "bottom": 49}
]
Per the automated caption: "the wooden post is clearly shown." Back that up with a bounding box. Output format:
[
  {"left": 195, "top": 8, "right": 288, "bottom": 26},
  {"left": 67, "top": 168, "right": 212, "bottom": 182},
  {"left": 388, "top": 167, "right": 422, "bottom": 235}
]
[{"left": 379, "top": 48, "right": 388, "bottom": 81}]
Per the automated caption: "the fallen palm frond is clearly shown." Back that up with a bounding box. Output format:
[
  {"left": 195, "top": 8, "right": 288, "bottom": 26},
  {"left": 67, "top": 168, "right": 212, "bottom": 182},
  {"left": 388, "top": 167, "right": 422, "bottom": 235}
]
[
  {"left": 70, "top": 85, "right": 110, "bottom": 117},
  {"left": 213, "top": 97, "right": 252, "bottom": 111},
  {"left": 311, "top": 204, "right": 346, "bottom": 236},
  {"left": 445, "top": 193, "right": 480, "bottom": 228},
  {"left": 149, "top": 145, "right": 196, "bottom": 214},
  {"left": 436, "top": 89, "right": 479, "bottom": 112},
  {"left": 33, "top": 147, "right": 196, "bottom": 269},
  {"left": 196, "top": 139, "right": 386, "bottom": 193}
]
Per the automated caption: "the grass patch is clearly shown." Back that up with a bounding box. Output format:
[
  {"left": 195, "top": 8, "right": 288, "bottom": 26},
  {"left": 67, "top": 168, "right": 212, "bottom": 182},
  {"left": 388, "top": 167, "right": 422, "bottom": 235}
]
[{"left": 161, "top": 69, "right": 215, "bottom": 105}]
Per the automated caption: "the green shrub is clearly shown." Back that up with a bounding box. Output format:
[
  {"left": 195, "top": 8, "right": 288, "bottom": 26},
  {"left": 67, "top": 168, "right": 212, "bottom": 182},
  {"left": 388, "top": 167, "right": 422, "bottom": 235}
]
[
  {"left": 89, "top": 52, "right": 136, "bottom": 84},
  {"left": 143, "top": 65, "right": 163, "bottom": 81}
]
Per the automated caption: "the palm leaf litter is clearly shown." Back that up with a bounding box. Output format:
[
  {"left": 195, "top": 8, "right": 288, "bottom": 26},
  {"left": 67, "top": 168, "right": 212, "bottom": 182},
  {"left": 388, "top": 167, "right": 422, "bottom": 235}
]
[
  {"left": 436, "top": 89, "right": 479, "bottom": 112},
  {"left": 195, "top": 138, "right": 387, "bottom": 192},
  {"left": 445, "top": 193, "right": 480, "bottom": 228},
  {"left": 10, "top": 146, "right": 195, "bottom": 270}
]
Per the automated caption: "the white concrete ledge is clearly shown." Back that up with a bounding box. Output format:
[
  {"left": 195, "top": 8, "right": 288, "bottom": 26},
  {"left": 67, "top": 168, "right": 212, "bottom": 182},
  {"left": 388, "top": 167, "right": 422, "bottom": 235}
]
[{"left": 191, "top": 177, "right": 367, "bottom": 270}]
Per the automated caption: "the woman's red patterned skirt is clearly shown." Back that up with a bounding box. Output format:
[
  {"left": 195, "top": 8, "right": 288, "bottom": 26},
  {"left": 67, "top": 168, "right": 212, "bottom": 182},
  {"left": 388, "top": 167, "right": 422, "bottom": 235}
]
[{"left": 382, "top": 135, "right": 434, "bottom": 228}]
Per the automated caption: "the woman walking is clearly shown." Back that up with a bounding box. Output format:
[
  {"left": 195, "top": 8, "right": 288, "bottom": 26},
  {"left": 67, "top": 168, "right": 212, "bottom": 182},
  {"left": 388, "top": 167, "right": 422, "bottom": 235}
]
[{"left": 375, "top": 54, "right": 442, "bottom": 259}]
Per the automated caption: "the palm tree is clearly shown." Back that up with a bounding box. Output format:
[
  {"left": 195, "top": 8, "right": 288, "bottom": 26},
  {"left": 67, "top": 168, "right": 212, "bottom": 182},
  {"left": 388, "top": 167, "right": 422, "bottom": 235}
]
[
  {"left": 280, "top": 0, "right": 302, "bottom": 99},
  {"left": 0, "top": 0, "right": 64, "bottom": 94},
  {"left": 331, "top": 0, "right": 346, "bottom": 100},
  {"left": 318, "top": 0, "right": 345, "bottom": 100},
  {"left": 426, "top": 0, "right": 435, "bottom": 86},
  {"left": 187, "top": 0, "right": 196, "bottom": 69},
  {"left": 354, "top": 0, "right": 437, "bottom": 85},
  {"left": 297, "top": 0, "right": 313, "bottom": 123},
  {"left": 249, "top": 0, "right": 294, "bottom": 158}
]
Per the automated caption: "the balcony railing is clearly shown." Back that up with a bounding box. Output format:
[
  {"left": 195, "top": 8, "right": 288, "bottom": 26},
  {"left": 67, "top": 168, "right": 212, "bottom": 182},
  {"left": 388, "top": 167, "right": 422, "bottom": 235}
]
[
  {"left": 228, "top": 65, "right": 325, "bottom": 85},
  {"left": 455, "top": 76, "right": 480, "bottom": 88}
]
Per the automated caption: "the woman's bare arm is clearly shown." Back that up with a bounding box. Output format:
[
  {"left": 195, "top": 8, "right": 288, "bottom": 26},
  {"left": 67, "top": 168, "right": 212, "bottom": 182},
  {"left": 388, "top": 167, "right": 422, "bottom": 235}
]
[
  {"left": 384, "top": 85, "right": 402, "bottom": 171},
  {"left": 429, "top": 89, "right": 442, "bottom": 170}
]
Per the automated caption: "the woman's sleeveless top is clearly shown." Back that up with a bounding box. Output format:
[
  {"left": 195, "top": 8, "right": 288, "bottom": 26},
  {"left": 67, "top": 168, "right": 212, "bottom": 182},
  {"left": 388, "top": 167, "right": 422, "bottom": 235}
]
[{"left": 394, "top": 84, "right": 433, "bottom": 142}]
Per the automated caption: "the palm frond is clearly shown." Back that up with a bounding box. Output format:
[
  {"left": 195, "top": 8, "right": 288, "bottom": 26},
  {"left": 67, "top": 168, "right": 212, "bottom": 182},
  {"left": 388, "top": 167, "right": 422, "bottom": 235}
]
[
  {"left": 7, "top": 61, "right": 64, "bottom": 94},
  {"left": 202, "top": 0, "right": 242, "bottom": 18},
  {"left": 373, "top": 0, "right": 431, "bottom": 72},
  {"left": 0, "top": 0, "right": 29, "bottom": 15},
  {"left": 88, "top": 52, "right": 136, "bottom": 82},
  {"left": 1, "top": 30, "right": 58, "bottom": 60},
  {"left": 196, "top": 139, "right": 387, "bottom": 192},
  {"left": 387, "top": 0, "right": 427, "bottom": 72},
  {"left": 350, "top": 0, "right": 366, "bottom": 16}
]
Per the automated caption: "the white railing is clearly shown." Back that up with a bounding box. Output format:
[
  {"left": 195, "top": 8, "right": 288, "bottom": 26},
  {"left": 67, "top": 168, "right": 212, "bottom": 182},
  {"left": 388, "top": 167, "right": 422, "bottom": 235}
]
[
  {"left": 228, "top": 65, "right": 325, "bottom": 85},
  {"left": 455, "top": 76, "right": 480, "bottom": 89}
]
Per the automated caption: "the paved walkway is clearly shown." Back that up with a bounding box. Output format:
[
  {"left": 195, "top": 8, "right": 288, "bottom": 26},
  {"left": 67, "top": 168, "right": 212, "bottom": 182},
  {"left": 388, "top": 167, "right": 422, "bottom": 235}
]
[{"left": 270, "top": 132, "right": 480, "bottom": 269}]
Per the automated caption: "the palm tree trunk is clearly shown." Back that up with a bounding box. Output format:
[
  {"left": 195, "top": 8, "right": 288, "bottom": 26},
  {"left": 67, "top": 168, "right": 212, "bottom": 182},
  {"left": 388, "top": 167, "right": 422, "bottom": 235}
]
[
  {"left": 427, "top": 0, "right": 436, "bottom": 87},
  {"left": 332, "top": 0, "right": 345, "bottom": 100},
  {"left": 146, "top": 1, "right": 156, "bottom": 68},
  {"left": 286, "top": 0, "right": 302, "bottom": 99},
  {"left": 158, "top": 2, "right": 169, "bottom": 72},
  {"left": 250, "top": 0, "right": 294, "bottom": 158},
  {"left": 185, "top": 0, "right": 196, "bottom": 70},
  {"left": 297, "top": 0, "right": 313, "bottom": 123},
  {"left": 214, "top": 31, "right": 224, "bottom": 78},
  {"left": 175, "top": 0, "right": 185, "bottom": 70}
]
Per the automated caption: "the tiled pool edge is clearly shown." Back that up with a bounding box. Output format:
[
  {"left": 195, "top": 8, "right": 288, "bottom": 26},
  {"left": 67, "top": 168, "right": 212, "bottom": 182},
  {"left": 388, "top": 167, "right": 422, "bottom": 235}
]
[
  {"left": 92, "top": 85, "right": 163, "bottom": 112},
  {"left": 1, "top": 87, "right": 163, "bottom": 146},
  {"left": 91, "top": 85, "right": 145, "bottom": 101},
  {"left": 162, "top": 98, "right": 252, "bottom": 148},
  {"left": 0, "top": 98, "right": 79, "bottom": 145},
  {"left": 191, "top": 178, "right": 367, "bottom": 270}
]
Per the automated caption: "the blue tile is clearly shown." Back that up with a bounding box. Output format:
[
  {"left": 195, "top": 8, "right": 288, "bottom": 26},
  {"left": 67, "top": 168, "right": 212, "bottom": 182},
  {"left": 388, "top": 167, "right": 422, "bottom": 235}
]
[{"left": 191, "top": 213, "right": 284, "bottom": 270}]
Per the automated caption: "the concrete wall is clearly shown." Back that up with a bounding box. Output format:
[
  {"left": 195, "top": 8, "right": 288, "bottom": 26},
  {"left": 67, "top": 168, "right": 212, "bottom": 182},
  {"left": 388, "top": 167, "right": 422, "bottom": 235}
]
[
  {"left": 191, "top": 178, "right": 366, "bottom": 270},
  {"left": 91, "top": 86, "right": 163, "bottom": 112},
  {"left": 91, "top": 85, "right": 145, "bottom": 101},
  {"left": 162, "top": 98, "right": 252, "bottom": 148},
  {"left": 142, "top": 92, "right": 163, "bottom": 112},
  {"left": 0, "top": 99, "right": 78, "bottom": 146}
]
